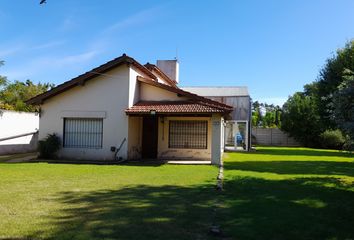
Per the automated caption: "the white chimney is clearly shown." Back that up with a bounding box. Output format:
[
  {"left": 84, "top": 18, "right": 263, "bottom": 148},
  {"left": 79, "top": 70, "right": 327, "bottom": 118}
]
[{"left": 156, "top": 60, "right": 179, "bottom": 84}]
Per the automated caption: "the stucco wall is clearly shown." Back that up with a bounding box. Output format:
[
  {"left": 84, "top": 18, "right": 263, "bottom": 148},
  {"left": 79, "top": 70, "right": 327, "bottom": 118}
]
[
  {"left": 157, "top": 116, "right": 212, "bottom": 160},
  {"left": 127, "top": 116, "right": 142, "bottom": 159},
  {"left": 140, "top": 83, "right": 188, "bottom": 101},
  {"left": 0, "top": 110, "right": 39, "bottom": 154},
  {"left": 211, "top": 114, "right": 223, "bottom": 165},
  {"left": 39, "top": 65, "right": 131, "bottom": 160}
]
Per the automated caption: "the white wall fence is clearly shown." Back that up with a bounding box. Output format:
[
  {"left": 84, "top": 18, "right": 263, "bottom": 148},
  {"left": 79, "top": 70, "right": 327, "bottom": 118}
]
[
  {"left": 0, "top": 109, "right": 39, "bottom": 155},
  {"left": 252, "top": 127, "right": 301, "bottom": 147}
]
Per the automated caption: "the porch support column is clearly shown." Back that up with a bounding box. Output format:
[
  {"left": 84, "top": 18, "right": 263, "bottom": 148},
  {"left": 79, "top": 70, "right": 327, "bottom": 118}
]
[{"left": 211, "top": 114, "right": 222, "bottom": 166}]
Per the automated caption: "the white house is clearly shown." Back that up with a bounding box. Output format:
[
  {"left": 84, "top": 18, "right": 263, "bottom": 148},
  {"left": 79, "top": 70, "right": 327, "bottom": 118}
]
[{"left": 27, "top": 54, "right": 232, "bottom": 165}]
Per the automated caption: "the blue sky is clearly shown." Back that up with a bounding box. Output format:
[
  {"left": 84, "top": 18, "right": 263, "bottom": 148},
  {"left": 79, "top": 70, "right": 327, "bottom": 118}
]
[{"left": 0, "top": 0, "right": 353, "bottom": 106}]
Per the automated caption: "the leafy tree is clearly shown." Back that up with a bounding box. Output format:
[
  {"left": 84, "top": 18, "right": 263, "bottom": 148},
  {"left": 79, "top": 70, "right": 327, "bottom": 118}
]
[
  {"left": 281, "top": 92, "right": 322, "bottom": 147},
  {"left": 313, "top": 40, "right": 354, "bottom": 128},
  {"left": 331, "top": 69, "right": 354, "bottom": 143},
  {"left": 281, "top": 40, "right": 354, "bottom": 149},
  {"left": 252, "top": 101, "right": 281, "bottom": 128},
  {"left": 0, "top": 79, "right": 53, "bottom": 112},
  {"left": 252, "top": 101, "right": 263, "bottom": 127},
  {"left": 0, "top": 61, "right": 7, "bottom": 87}
]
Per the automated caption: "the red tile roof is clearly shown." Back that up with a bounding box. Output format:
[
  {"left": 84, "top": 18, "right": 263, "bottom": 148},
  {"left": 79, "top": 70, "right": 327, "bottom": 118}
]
[
  {"left": 125, "top": 101, "right": 226, "bottom": 114},
  {"left": 144, "top": 63, "right": 178, "bottom": 87},
  {"left": 137, "top": 76, "right": 233, "bottom": 111}
]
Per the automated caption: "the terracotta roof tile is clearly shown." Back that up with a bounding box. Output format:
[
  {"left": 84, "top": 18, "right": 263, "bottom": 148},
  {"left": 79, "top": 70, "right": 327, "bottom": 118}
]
[{"left": 125, "top": 101, "right": 225, "bottom": 114}]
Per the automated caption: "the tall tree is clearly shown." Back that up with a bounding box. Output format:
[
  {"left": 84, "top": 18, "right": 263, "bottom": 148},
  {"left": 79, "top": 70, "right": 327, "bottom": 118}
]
[
  {"left": 331, "top": 69, "right": 354, "bottom": 143},
  {"left": 281, "top": 92, "right": 322, "bottom": 147},
  {"left": 314, "top": 40, "right": 354, "bottom": 128}
]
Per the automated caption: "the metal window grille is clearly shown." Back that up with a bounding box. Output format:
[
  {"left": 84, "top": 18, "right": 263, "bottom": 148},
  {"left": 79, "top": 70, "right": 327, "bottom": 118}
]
[
  {"left": 63, "top": 118, "right": 103, "bottom": 148},
  {"left": 169, "top": 120, "right": 208, "bottom": 149}
]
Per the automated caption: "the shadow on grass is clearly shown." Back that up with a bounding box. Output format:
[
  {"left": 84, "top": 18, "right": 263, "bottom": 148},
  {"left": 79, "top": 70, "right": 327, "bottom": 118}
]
[
  {"left": 244, "top": 147, "right": 353, "bottom": 158},
  {"left": 221, "top": 176, "right": 354, "bottom": 240},
  {"left": 224, "top": 161, "right": 354, "bottom": 176},
  {"left": 28, "top": 185, "right": 217, "bottom": 240}
]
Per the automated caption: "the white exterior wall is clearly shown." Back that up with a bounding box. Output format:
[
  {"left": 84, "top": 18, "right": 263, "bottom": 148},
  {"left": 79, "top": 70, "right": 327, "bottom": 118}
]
[
  {"left": 0, "top": 110, "right": 39, "bottom": 154},
  {"left": 0, "top": 110, "right": 39, "bottom": 145},
  {"left": 39, "top": 65, "right": 131, "bottom": 160},
  {"left": 140, "top": 84, "right": 188, "bottom": 101}
]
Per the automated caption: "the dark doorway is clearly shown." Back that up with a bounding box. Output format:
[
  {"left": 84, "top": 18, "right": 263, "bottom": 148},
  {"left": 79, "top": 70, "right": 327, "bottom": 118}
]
[{"left": 142, "top": 117, "right": 158, "bottom": 159}]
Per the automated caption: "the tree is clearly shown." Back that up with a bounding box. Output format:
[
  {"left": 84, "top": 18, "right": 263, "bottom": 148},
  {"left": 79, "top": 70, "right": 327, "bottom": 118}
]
[
  {"left": 0, "top": 79, "right": 53, "bottom": 112},
  {"left": 252, "top": 101, "right": 263, "bottom": 127},
  {"left": 331, "top": 69, "right": 354, "bottom": 144},
  {"left": 281, "top": 92, "right": 322, "bottom": 147},
  {"left": 252, "top": 101, "right": 281, "bottom": 128},
  {"left": 0, "top": 61, "right": 7, "bottom": 87},
  {"left": 314, "top": 40, "right": 354, "bottom": 128}
]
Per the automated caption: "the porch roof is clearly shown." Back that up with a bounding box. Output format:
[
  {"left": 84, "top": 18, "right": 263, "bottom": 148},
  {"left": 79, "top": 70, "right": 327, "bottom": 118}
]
[{"left": 125, "top": 101, "right": 226, "bottom": 114}]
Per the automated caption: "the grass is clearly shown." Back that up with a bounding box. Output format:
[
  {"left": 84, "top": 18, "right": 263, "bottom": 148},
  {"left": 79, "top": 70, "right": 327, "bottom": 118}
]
[
  {"left": 0, "top": 162, "right": 218, "bottom": 239},
  {"left": 0, "top": 147, "right": 353, "bottom": 240},
  {"left": 221, "top": 147, "right": 354, "bottom": 240}
]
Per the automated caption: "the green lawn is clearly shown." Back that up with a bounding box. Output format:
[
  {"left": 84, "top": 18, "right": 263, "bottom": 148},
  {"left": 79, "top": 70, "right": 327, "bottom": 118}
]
[
  {"left": 1, "top": 147, "right": 353, "bottom": 240},
  {"left": 0, "top": 163, "right": 218, "bottom": 240},
  {"left": 221, "top": 147, "right": 354, "bottom": 240}
]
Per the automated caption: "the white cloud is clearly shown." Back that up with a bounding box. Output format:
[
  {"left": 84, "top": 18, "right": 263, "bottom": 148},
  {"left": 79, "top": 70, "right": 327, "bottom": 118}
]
[
  {"left": 0, "top": 45, "right": 24, "bottom": 58},
  {"left": 31, "top": 40, "right": 66, "bottom": 50},
  {"left": 59, "top": 16, "right": 79, "bottom": 32},
  {"left": 89, "top": 6, "right": 162, "bottom": 54},
  {"left": 103, "top": 7, "right": 161, "bottom": 35},
  {"left": 2, "top": 50, "right": 99, "bottom": 81}
]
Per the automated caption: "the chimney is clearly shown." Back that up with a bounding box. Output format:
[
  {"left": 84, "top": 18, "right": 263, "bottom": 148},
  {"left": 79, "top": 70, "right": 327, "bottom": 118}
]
[{"left": 156, "top": 60, "right": 179, "bottom": 84}]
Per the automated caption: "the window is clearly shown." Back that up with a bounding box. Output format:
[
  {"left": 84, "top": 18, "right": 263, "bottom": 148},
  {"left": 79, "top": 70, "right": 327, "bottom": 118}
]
[
  {"left": 169, "top": 120, "right": 208, "bottom": 149},
  {"left": 63, "top": 118, "right": 103, "bottom": 148}
]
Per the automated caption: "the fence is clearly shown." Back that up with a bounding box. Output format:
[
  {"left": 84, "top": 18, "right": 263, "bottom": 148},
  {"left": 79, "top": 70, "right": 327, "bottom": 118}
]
[
  {"left": 252, "top": 127, "right": 301, "bottom": 146},
  {"left": 0, "top": 109, "right": 39, "bottom": 155}
]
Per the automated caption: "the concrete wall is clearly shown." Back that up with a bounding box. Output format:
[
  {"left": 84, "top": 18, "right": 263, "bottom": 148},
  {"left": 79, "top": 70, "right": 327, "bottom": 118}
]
[
  {"left": 252, "top": 127, "right": 301, "bottom": 146},
  {"left": 0, "top": 110, "right": 39, "bottom": 155},
  {"left": 39, "top": 65, "right": 131, "bottom": 160}
]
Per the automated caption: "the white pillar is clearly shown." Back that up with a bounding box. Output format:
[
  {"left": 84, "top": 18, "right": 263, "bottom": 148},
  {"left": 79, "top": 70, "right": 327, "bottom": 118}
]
[{"left": 211, "top": 114, "right": 222, "bottom": 166}]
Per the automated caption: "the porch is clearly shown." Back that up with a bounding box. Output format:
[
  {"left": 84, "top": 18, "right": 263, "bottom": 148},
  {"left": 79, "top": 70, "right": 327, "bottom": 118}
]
[{"left": 125, "top": 101, "right": 225, "bottom": 165}]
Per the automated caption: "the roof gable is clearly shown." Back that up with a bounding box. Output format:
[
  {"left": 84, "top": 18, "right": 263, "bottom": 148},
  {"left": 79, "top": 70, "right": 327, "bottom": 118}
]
[{"left": 26, "top": 54, "right": 156, "bottom": 105}]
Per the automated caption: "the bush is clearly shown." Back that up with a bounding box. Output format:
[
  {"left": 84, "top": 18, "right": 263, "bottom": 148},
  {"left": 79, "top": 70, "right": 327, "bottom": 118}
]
[
  {"left": 38, "top": 133, "right": 61, "bottom": 159},
  {"left": 343, "top": 137, "right": 353, "bottom": 152},
  {"left": 319, "top": 129, "right": 346, "bottom": 150}
]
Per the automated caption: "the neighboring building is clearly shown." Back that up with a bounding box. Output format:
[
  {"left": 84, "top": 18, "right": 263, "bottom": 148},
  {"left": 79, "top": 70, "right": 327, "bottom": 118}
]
[
  {"left": 182, "top": 87, "right": 252, "bottom": 151},
  {"left": 27, "top": 54, "right": 233, "bottom": 165}
]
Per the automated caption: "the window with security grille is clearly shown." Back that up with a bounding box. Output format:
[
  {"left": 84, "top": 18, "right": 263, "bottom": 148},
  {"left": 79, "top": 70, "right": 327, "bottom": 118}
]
[
  {"left": 63, "top": 118, "right": 103, "bottom": 148},
  {"left": 169, "top": 120, "right": 208, "bottom": 149}
]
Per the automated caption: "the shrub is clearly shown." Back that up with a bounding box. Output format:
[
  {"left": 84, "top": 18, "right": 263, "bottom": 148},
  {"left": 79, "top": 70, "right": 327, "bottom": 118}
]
[
  {"left": 343, "top": 137, "right": 353, "bottom": 152},
  {"left": 319, "top": 129, "right": 346, "bottom": 150},
  {"left": 38, "top": 133, "right": 61, "bottom": 159}
]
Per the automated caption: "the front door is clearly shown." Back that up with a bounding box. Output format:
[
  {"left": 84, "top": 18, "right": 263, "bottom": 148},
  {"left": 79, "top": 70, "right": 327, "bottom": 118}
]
[{"left": 142, "top": 117, "right": 158, "bottom": 159}]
